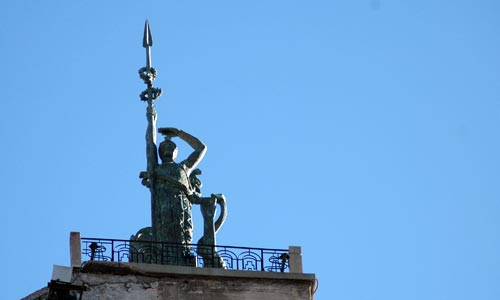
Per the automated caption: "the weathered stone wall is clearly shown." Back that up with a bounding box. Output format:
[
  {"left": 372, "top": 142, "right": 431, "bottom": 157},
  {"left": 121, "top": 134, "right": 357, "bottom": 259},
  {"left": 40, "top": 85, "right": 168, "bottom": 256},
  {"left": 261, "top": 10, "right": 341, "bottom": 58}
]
[
  {"left": 76, "top": 273, "right": 311, "bottom": 300},
  {"left": 72, "top": 262, "right": 315, "bottom": 300}
]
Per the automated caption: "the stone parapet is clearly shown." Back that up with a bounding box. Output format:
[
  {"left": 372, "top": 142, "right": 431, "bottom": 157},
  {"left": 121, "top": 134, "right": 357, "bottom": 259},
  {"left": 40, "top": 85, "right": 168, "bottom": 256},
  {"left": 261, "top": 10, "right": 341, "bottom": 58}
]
[{"left": 73, "top": 261, "right": 315, "bottom": 300}]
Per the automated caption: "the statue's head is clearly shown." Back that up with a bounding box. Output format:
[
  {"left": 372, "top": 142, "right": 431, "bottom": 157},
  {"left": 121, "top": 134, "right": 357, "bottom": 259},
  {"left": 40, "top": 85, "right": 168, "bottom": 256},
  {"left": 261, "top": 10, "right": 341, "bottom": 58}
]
[{"left": 159, "top": 139, "right": 178, "bottom": 162}]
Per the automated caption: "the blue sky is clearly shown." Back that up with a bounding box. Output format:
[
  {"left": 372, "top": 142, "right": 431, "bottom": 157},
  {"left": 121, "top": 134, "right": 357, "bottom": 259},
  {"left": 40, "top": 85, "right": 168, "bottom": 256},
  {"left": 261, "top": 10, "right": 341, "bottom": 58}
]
[{"left": 1, "top": 1, "right": 500, "bottom": 299}]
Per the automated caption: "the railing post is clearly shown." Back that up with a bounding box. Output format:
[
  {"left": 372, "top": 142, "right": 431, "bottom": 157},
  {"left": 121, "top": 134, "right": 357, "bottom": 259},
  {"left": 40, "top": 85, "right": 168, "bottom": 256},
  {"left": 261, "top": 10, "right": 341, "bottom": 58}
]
[
  {"left": 261, "top": 249, "right": 265, "bottom": 271},
  {"left": 70, "top": 232, "right": 82, "bottom": 267},
  {"left": 111, "top": 240, "right": 115, "bottom": 262},
  {"left": 161, "top": 242, "right": 164, "bottom": 265},
  {"left": 288, "top": 246, "right": 303, "bottom": 273}
]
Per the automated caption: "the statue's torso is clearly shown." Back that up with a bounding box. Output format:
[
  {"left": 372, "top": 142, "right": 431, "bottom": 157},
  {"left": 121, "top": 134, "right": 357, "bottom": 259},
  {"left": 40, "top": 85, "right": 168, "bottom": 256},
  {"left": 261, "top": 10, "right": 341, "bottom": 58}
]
[
  {"left": 151, "top": 162, "right": 193, "bottom": 245},
  {"left": 153, "top": 162, "right": 191, "bottom": 194}
]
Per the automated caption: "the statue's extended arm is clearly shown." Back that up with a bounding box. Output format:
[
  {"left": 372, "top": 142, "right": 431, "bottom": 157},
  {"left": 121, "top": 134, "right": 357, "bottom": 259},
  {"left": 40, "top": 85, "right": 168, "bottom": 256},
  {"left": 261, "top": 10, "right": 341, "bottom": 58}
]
[
  {"left": 145, "top": 103, "right": 158, "bottom": 174},
  {"left": 159, "top": 127, "right": 207, "bottom": 171}
]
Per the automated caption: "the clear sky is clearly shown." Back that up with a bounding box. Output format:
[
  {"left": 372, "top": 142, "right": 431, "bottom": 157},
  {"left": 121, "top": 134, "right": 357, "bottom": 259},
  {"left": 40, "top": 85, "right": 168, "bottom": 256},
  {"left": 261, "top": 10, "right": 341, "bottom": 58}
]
[{"left": 1, "top": 1, "right": 499, "bottom": 299}]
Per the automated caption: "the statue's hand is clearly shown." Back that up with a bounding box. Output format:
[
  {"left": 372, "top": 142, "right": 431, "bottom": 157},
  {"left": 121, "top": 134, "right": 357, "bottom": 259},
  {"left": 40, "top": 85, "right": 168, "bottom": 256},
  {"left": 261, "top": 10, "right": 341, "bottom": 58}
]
[{"left": 159, "top": 127, "right": 180, "bottom": 137}]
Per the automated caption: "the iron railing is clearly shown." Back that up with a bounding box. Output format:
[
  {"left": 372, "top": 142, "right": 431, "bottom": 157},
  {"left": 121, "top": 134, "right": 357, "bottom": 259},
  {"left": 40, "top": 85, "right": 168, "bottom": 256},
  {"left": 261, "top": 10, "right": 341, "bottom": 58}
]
[{"left": 81, "top": 237, "right": 289, "bottom": 272}]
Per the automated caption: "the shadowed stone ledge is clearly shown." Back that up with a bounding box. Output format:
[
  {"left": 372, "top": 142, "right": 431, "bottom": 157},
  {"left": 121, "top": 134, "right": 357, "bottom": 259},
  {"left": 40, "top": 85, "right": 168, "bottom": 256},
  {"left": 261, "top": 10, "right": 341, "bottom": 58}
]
[{"left": 81, "top": 261, "right": 315, "bottom": 282}]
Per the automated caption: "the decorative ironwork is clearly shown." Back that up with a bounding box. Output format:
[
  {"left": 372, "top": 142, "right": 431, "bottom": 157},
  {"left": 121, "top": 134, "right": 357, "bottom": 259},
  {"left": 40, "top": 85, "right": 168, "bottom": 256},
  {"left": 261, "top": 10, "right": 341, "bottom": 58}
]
[{"left": 82, "top": 237, "right": 289, "bottom": 272}]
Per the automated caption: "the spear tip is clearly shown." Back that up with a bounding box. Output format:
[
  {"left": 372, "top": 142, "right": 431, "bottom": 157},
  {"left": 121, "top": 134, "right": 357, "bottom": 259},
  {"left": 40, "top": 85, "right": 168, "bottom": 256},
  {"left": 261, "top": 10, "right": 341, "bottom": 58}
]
[{"left": 143, "top": 20, "right": 153, "bottom": 48}]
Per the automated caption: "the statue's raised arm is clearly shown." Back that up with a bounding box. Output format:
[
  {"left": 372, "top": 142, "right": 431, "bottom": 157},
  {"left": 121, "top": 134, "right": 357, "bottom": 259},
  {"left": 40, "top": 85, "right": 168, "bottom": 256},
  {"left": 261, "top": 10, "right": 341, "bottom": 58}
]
[{"left": 145, "top": 103, "right": 159, "bottom": 176}]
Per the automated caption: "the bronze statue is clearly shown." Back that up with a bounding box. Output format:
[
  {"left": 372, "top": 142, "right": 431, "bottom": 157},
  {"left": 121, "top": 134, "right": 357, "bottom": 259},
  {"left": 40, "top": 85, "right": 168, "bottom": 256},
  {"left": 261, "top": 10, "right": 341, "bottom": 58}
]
[
  {"left": 132, "top": 20, "right": 227, "bottom": 267},
  {"left": 144, "top": 104, "right": 206, "bottom": 247}
]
